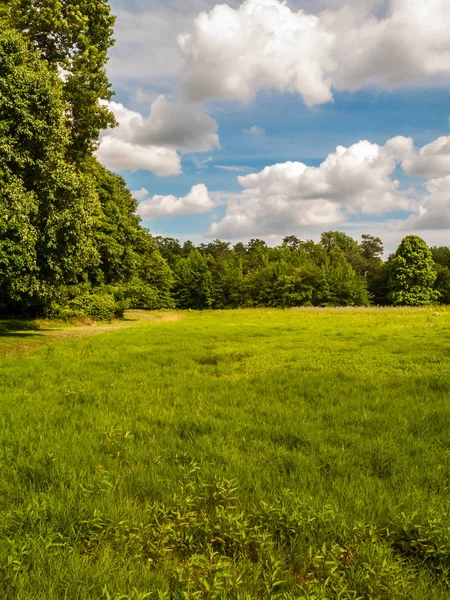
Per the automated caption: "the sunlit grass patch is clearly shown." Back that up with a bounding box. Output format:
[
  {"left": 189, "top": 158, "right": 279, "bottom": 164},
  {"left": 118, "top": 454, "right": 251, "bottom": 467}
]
[{"left": 0, "top": 308, "right": 449, "bottom": 598}]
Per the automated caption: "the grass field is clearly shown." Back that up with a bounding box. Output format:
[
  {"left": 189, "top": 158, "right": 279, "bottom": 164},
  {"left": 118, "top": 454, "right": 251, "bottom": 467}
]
[{"left": 0, "top": 308, "right": 449, "bottom": 599}]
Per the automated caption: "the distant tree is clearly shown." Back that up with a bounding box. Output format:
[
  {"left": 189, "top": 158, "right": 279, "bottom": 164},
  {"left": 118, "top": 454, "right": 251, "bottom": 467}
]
[
  {"left": 282, "top": 235, "right": 302, "bottom": 252},
  {"left": 199, "top": 239, "right": 231, "bottom": 259},
  {"left": 273, "top": 262, "right": 322, "bottom": 307},
  {"left": 154, "top": 237, "right": 183, "bottom": 269},
  {"left": 233, "top": 242, "right": 246, "bottom": 256},
  {"left": 244, "top": 239, "right": 269, "bottom": 271},
  {"left": 173, "top": 250, "right": 214, "bottom": 309},
  {"left": 387, "top": 236, "right": 438, "bottom": 306},
  {"left": 368, "top": 264, "right": 391, "bottom": 306},
  {"left": 433, "top": 265, "right": 450, "bottom": 305},
  {"left": 431, "top": 246, "right": 450, "bottom": 269},
  {"left": 319, "top": 253, "right": 369, "bottom": 307},
  {"left": 360, "top": 234, "right": 384, "bottom": 275},
  {"left": 181, "top": 240, "right": 196, "bottom": 258},
  {"left": 320, "top": 231, "right": 364, "bottom": 274}
]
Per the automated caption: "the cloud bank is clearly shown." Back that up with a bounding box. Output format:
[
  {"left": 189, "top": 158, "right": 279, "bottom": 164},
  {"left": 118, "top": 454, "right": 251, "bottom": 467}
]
[
  {"left": 179, "top": 0, "right": 450, "bottom": 107},
  {"left": 204, "top": 133, "right": 449, "bottom": 236}
]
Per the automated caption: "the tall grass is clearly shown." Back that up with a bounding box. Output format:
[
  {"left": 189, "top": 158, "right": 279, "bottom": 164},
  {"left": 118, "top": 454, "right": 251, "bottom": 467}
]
[{"left": 0, "top": 308, "right": 449, "bottom": 598}]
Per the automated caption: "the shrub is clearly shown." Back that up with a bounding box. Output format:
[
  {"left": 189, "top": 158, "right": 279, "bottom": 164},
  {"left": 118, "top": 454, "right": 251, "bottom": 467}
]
[{"left": 49, "top": 291, "right": 125, "bottom": 321}]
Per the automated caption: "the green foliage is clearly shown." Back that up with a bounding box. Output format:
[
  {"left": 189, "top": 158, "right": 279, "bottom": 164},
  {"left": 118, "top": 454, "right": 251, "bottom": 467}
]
[
  {"left": 6, "top": 0, "right": 116, "bottom": 158},
  {"left": 174, "top": 250, "right": 214, "bottom": 309},
  {"left": 434, "top": 264, "right": 450, "bottom": 304},
  {"left": 49, "top": 290, "right": 125, "bottom": 321},
  {"left": 0, "top": 308, "right": 449, "bottom": 597},
  {"left": 0, "top": 28, "right": 172, "bottom": 318},
  {"left": 431, "top": 246, "right": 450, "bottom": 268},
  {"left": 0, "top": 24, "right": 98, "bottom": 314},
  {"left": 319, "top": 253, "right": 370, "bottom": 307},
  {"left": 86, "top": 160, "right": 174, "bottom": 310},
  {"left": 388, "top": 236, "right": 439, "bottom": 306}
]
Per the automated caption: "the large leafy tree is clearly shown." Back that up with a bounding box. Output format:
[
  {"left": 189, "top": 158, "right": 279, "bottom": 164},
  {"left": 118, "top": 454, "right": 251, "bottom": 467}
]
[
  {"left": 0, "top": 24, "right": 98, "bottom": 313},
  {"left": 387, "top": 236, "right": 438, "bottom": 306},
  {"left": 4, "top": 0, "right": 116, "bottom": 158}
]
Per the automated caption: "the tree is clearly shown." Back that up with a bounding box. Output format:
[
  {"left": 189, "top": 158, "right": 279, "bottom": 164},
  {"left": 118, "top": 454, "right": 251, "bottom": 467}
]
[
  {"left": 321, "top": 231, "right": 364, "bottom": 274},
  {"left": 431, "top": 246, "right": 450, "bottom": 269},
  {"left": 0, "top": 24, "right": 98, "bottom": 313},
  {"left": 434, "top": 265, "right": 450, "bottom": 305},
  {"left": 319, "top": 252, "right": 369, "bottom": 307},
  {"left": 360, "top": 234, "right": 384, "bottom": 276},
  {"left": 282, "top": 235, "right": 302, "bottom": 252},
  {"left": 387, "top": 236, "right": 438, "bottom": 306},
  {"left": 154, "top": 237, "right": 183, "bottom": 269},
  {"left": 173, "top": 250, "right": 214, "bottom": 309},
  {"left": 86, "top": 160, "right": 174, "bottom": 308},
  {"left": 5, "top": 0, "right": 116, "bottom": 158}
]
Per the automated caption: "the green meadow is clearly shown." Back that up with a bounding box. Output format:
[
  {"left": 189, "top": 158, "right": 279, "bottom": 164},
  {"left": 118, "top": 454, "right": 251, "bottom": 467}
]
[{"left": 0, "top": 308, "right": 449, "bottom": 599}]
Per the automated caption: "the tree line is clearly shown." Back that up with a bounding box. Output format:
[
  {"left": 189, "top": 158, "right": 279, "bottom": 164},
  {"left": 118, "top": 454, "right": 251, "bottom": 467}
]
[
  {"left": 155, "top": 233, "right": 449, "bottom": 310},
  {"left": 1, "top": 2, "right": 449, "bottom": 319}
]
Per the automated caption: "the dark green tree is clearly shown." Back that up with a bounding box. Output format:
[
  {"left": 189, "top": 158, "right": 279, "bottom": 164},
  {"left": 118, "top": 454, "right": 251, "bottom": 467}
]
[
  {"left": 321, "top": 231, "right": 365, "bottom": 274},
  {"left": 87, "top": 160, "right": 174, "bottom": 308},
  {"left": 433, "top": 264, "right": 450, "bottom": 305},
  {"left": 173, "top": 250, "right": 214, "bottom": 310},
  {"left": 0, "top": 24, "right": 98, "bottom": 314},
  {"left": 319, "top": 252, "right": 369, "bottom": 306},
  {"left": 387, "top": 236, "right": 438, "bottom": 306}
]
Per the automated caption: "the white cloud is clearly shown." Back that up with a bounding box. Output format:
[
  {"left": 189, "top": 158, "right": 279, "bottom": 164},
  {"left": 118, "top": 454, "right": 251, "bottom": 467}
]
[
  {"left": 96, "top": 137, "right": 182, "bottom": 176},
  {"left": 243, "top": 125, "right": 266, "bottom": 137},
  {"left": 386, "top": 135, "right": 450, "bottom": 178},
  {"left": 96, "top": 97, "right": 218, "bottom": 175},
  {"left": 179, "top": 0, "right": 335, "bottom": 106},
  {"left": 395, "top": 176, "right": 450, "bottom": 230},
  {"left": 133, "top": 96, "right": 219, "bottom": 152},
  {"left": 327, "top": 0, "right": 450, "bottom": 91},
  {"left": 214, "top": 165, "right": 248, "bottom": 172},
  {"left": 108, "top": 0, "right": 241, "bottom": 89},
  {"left": 135, "top": 184, "right": 214, "bottom": 219},
  {"left": 178, "top": 0, "right": 450, "bottom": 107},
  {"left": 208, "top": 138, "right": 418, "bottom": 237}
]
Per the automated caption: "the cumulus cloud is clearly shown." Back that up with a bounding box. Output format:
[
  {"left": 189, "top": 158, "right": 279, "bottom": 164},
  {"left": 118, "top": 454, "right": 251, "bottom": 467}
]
[
  {"left": 178, "top": 0, "right": 450, "bottom": 107},
  {"left": 96, "top": 97, "right": 218, "bottom": 175},
  {"left": 327, "top": 0, "right": 450, "bottom": 91},
  {"left": 396, "top": 176, "right": 450, "bottom": 230},
  {"left": 179, "top": 0, "right": 335, "bottom": 106},
  {"left": 135, "top": 184, "right": 214, "bottom": 219},
  {"left": 386, "top": 135, "right": 450, "bottom": 178},
  {"left": 208, "top": 139, "right": 416, "bottom": 237},
  {"left": 134, "top": 96, "right": 219, "bottom": 152},
  {"left": 96, "top": 137, "right": 182, "bottom": 176}
]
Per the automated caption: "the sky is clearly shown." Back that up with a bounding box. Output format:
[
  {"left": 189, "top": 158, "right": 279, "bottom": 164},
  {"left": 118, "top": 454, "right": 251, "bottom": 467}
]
[{"left": 96, "top": 0, "right": 450, "bottom": 253}]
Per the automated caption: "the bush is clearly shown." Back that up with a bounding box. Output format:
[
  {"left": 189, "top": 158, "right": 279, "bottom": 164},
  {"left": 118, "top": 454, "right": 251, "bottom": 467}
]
[
  {"left": 49, "top": 291, "right": 126, "bottom": 321},
  {"left": 125, "top": 279, "right": 169, "bottom": 310}
]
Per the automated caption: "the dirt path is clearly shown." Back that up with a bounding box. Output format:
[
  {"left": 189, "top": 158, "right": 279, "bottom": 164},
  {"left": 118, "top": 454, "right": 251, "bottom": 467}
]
[{"left": 0, "top": 311, "right": 184, "bottom": 359}]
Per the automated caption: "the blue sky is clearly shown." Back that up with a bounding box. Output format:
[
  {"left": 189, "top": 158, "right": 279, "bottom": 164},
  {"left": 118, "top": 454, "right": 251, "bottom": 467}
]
[{"left": 98, "top": 0, "right": 450, "bottom": 252}]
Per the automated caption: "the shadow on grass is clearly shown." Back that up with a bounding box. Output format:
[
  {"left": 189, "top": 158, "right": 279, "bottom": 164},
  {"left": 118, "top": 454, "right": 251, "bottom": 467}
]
[{"left": 0, "top": 320, "right": 50, "bottom": 338}]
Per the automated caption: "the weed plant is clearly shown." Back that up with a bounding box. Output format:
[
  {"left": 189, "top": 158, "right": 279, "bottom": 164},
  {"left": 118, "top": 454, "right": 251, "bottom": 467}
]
[{"left": 0, "top": 308, "right": 449, "bottom": 598}]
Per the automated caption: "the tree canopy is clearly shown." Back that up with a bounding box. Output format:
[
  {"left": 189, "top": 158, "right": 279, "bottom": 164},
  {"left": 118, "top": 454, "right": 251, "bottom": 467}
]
[{"left": 4, "top": 0, "right": 116, "bottom": 158}]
